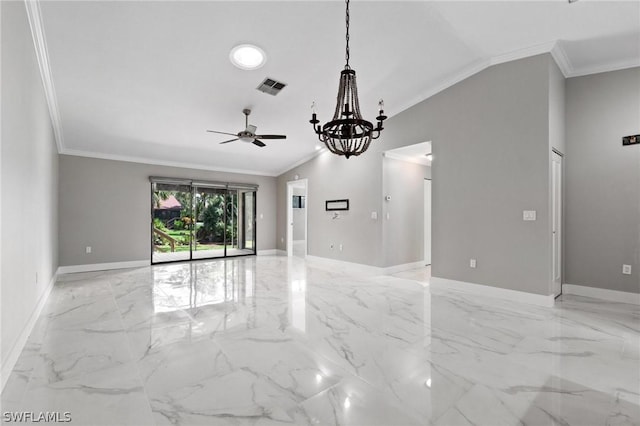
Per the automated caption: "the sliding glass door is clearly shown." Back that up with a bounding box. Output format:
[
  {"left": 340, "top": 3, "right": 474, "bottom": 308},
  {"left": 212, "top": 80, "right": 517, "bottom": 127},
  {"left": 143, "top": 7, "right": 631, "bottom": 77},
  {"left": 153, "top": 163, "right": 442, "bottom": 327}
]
[
  {"left": 151, "top": 178, "right": 257, "bottom": 264},
  {"left": 152, "top": 182, "right": 193, "bottom": 264}
]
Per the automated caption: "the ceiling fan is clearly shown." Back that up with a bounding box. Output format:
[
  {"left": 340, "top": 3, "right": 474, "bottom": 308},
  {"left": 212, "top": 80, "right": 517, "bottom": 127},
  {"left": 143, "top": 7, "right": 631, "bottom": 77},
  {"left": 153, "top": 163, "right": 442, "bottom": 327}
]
[{"left": 207, "top": 109, "right": 286, "bottom": 147}]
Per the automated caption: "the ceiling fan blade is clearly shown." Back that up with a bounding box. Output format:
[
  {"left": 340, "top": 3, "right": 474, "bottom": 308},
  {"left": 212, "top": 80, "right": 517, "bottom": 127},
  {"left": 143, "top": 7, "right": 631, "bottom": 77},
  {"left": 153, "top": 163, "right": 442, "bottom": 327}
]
[
  {"left": 252, "top": 139, "right": 266, "bottom": 147},
  {"left": 207, "top": 130, "right": 238, "bottom": 137},
  {"left": 219, "top": 138, "right": 239, "bottom": 144},
  {"left": 255, "top": 135, "right": 286, "bottom": 139}
]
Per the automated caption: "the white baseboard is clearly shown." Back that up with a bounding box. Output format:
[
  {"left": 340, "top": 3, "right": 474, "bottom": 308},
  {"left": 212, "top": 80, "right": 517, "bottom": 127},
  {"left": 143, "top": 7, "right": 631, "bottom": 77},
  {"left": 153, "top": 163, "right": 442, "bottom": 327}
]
[
  {"left": 1, "top": 269, "right": 57, "bottom": 392},
  {"left": 382, "top": 261, "right": 427, "bottom": 275},
  {"left": 563, "top": 284, "right": 640, "bottom": 305},
  {"left": 305, "top": 255, "right": 428, "bottom": 277},
  {"left": 305, "top": 255, "right": 383, "bottom": 275},
  {"left": 57, "top": 260, "right": 149, "bottom": 274},
  {"left": 430, "top": 277, "right": 556, "bottom": 307},
  {"left": 257, "top": 249, "right": 279, "bottom": 256}
]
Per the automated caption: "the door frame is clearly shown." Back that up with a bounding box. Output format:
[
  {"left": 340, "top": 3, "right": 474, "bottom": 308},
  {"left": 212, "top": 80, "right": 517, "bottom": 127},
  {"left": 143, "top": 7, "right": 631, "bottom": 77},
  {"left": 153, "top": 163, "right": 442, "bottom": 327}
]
[
  {"left": 150, "top": 177, "right": 258, "bottom": 264},
  {"left": 286, "top": 179, "right": 308, "bottom": 257},
  {"left": 424, "top": 178, "right": 432, "bottom": 266},
  {"left": 551, "top": 149, "right": 563, "bottom": 297}
]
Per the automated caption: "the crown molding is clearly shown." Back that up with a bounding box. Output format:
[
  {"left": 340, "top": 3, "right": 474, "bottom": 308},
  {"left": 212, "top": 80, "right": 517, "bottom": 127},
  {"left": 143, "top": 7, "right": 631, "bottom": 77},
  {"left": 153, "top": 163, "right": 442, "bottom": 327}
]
[
  {"left": 24, "top": 0, "right": 64, "bottom": 153},
  {"left": 60, "top": 148, "right": 278, "bottom": 177},
  {"left": 387, "top": 58, "right": 490, "bottom": 120},
  {"left": 275, "top": 147, "right": 327, "bottom": 177},
  {"left": 550, "top": 42, "right": 572, "bottom": 77},
  {"left": 489, "top": 40, "right": 558, "bottom": 67},
  {"left": 568, "top": 57, "right": 640, "bottom": 78}
]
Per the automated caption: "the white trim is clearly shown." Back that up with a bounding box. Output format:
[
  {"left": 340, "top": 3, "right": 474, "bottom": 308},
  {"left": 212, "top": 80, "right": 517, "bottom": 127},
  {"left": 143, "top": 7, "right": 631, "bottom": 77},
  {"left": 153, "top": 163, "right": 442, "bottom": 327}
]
[
  {"left": 275, "top": 149, "right": 326, "bottom": 177},
  {"left": 1, "top": 269, "right": 57, "bottom": 392},
  {"left": 388, "top": 58, "right": 489, "bottom": 119},
  {"left": 489, "top": 40, "right": 557, "bottom": 67},
  {"left": 257, "top": 249, "right": 278, "bottom": 256},
  {"left": 305, "top": 255, "right": 427, "bottom": 277},
  {"left": 430, "top": 277, "right": 556, "bottom": 308},
  {"left": 61, "top": 148, "right": 277, "bottom": 177},
  {"left": 382, "top": 261, "right": 427, "bottom": 275},
  {"left": 57, "top": 260, "right": 149, "bottom": 274},
  {"left": 383, "top": 152, "right": 431, "bottom": 166},
  {"left": 24, "top": 0, "right": 64, "bottom": 153},
  {"left": 563, "top": 284, "right": 640, "bottom": 305},
  {"left": 568, "top": 58, "right": 640, "bottom": 78},
  {"left": 550, "top": 42, "right": 572, "bottom": 77},
  {"left": 306, "top": 255, "right": 383, "bottom": 275}
]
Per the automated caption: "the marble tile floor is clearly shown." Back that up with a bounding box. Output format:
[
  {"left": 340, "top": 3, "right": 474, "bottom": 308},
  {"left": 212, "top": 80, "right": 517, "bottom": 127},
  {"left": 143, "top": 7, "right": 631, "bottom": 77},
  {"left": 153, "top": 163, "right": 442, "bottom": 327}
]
[{"left": 1, "top": 256, "right": 638, "bottom": 425}]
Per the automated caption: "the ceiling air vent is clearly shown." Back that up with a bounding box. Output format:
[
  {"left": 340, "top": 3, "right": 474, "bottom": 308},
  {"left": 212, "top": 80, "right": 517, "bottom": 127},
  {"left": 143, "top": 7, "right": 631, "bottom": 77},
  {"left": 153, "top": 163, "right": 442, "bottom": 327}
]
[{"left": 257, "top": 78, "right": 287, "bottom": 96}]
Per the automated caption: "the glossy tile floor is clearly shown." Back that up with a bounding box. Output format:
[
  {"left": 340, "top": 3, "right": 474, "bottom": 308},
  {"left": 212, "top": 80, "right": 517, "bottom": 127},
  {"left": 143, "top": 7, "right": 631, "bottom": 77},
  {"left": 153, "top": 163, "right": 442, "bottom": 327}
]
[{"left": 1, "top": 256, "right": 639, "bottom": 425}]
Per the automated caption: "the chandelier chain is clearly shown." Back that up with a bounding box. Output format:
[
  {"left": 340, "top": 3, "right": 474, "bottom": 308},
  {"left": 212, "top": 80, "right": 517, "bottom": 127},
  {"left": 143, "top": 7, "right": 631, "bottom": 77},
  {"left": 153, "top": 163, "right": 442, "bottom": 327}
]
[{"left": 345, "top": 0, "right": 350, "bottom": 67}]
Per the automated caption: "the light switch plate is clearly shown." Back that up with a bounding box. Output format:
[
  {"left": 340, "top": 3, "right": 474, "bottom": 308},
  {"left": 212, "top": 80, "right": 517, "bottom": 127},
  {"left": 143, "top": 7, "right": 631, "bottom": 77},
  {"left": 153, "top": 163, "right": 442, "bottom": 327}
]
[
  {"left": 623, "top": 264, "right": 632, "bottom": 275},
  {"left": 371, "top": 212, "right": 378, "bottom": 220},
  {"left": 523, "top": 210, "right": 537, "bottom": 221}
]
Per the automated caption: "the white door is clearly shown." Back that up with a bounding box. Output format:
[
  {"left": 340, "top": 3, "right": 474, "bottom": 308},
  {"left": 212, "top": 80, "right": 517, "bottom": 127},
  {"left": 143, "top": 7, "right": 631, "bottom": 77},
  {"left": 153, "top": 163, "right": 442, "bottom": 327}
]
[
  {"left": 551, "top": 152, "right": 563, "bottom": 296},
  {"left": 424, "top": 179, "right": 432, "bottom": 265}
]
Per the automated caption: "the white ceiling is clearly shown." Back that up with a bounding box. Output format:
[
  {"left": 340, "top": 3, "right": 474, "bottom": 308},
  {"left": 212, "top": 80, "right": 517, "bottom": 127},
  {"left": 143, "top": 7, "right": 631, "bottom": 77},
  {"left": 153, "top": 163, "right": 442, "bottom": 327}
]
[{"left": 35, "top": 1, "right": 640, "bottom": 176}]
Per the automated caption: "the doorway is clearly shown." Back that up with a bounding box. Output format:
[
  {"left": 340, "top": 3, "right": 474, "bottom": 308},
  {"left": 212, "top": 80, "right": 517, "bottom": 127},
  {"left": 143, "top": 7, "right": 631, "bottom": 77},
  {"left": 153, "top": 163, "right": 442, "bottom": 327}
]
[
  {"left": 424, "top": 178, "right": 432, "bottom": 266},
  {"left": 287, "top": 179, "right": 308, "bottom": 258},
  {"left": 551, "top": 151, "right": 563, "bottom": 297},
  {"left": 151, "top": 178, "right": 257, "bottom": 264}
]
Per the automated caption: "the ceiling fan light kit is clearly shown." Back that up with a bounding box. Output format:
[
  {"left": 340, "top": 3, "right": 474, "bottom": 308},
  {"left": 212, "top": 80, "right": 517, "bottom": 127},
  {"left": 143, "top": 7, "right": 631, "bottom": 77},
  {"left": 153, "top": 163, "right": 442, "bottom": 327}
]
[
  {"left": 310, "top": 0, "right": 387, "bottom": 159},
  {"left": 207, "top": 109, "right": 286, "bottom": 148}
]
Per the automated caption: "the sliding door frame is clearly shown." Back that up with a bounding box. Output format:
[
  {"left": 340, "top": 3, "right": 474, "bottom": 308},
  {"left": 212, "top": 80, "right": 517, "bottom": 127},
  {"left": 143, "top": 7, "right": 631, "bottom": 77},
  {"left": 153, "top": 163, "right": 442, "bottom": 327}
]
[{"left": 150, "top": 177, "right": 258, "bottom": 265}]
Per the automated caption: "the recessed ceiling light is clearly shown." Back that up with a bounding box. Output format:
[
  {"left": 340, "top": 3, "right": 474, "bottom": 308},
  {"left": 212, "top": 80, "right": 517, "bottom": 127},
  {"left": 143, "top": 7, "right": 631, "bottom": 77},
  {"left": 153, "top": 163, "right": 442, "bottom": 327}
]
[{"left": 230, "top": 44, "right": 266, "bottom": 70}]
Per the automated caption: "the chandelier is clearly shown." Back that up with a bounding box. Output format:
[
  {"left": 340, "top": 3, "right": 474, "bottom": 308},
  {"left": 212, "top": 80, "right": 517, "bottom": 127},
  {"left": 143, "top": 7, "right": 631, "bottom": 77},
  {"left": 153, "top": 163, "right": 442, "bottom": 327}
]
[{"left": 309, "top": 0, "right": 387, "bottom": 159}]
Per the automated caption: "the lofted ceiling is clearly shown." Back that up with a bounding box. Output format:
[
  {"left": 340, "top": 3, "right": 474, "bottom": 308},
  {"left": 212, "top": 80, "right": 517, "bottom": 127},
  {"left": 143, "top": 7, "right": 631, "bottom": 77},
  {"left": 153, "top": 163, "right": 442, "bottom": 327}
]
[{"left": 34, "top": 1, "right": 640, "bottom": 176}]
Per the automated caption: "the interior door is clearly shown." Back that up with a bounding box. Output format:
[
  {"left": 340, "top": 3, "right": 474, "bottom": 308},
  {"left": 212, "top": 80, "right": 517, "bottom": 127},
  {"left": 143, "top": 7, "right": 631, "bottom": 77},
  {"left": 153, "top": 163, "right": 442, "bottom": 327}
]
[{"left": 551, "top": 151, "right": 563, "bottom": 296}]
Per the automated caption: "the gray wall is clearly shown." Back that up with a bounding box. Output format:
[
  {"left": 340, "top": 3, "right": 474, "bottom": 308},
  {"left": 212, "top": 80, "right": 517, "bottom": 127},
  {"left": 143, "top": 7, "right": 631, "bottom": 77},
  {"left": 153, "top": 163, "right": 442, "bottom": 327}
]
[
  {"left": 1, "top": 1, "right": 59, "bottom": 372},
  {"left": 58, "top": 155, "right": 277, "bottom": 266},
  {"left": 278, "top": 54, "right": 556, "bottom": 296},
  {"left": 382, "top": 157, "right": 429, "bottom": 267},
  {"left": 277, "top": 152, "right": 385, "bottom": 266},
  {"left": 565, "top": 67, "right": 640, "bottom": 293}
]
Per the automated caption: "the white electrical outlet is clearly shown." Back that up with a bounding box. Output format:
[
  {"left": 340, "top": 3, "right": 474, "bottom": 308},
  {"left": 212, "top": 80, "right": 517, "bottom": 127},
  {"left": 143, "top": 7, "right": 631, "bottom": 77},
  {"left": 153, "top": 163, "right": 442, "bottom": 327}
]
[
  {"left": 371, "top": 212, "right": 378, "bottom": 220},
  {"left": 339, "top": 244, "right": 343, "bottom": 251},
  {"left": 86, "top": 246, "right": 92, "bottom": 254},
  {"left": 470, "top": 259, "right": 477, "bottom": 268},
  {"left": 260, "top": 213, "right": 263, "bottom": 219},
  {"left": 623, "top": 264, "right": 632, "bottom": 275},
  {"left": 523, "top": 210, "right": 537, "bottom": 221}
]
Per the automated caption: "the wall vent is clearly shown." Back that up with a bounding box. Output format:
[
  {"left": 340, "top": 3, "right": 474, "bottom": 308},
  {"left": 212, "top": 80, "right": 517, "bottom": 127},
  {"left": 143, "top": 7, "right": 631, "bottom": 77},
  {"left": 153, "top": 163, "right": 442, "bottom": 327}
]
[{"left": 257, "top": 78, "right": 287, "bottom": 96}]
